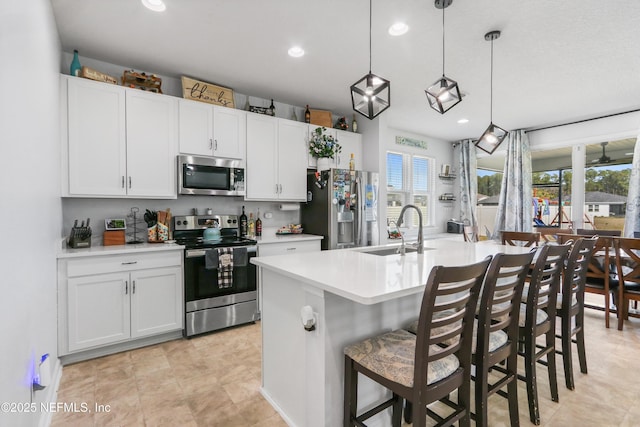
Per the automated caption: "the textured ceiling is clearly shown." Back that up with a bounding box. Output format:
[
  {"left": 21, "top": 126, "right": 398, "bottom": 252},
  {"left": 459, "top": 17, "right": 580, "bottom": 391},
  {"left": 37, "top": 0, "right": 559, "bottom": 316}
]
[{"left": 51, "top": 0, "right": 640, "bottom": 142}]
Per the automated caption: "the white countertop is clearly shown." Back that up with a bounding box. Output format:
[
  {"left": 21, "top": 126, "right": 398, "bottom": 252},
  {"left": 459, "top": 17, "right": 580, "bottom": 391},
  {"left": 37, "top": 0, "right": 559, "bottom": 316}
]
[
  {"left": 251, "top": 240, "right": 532, "bottom": 305},
  {"left": 57, "top": 241, "right": 185, "bottom": 259}
]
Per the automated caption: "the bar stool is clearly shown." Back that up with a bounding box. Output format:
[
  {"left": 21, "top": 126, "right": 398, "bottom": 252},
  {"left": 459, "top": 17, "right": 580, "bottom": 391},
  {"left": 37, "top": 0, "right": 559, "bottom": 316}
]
[
  {"left": 555, "top": 237, "right": 596, "bottom": 390},
  {"left": 343, "top": 257, "right": 491, "bottom": 427},
  {"left": 473, "top": 251, "right": 536, "bottom": 426},
  {"left": 518, "top": 243, "right": 571, "bottom": 425},
  {"left": 404, "top": 251, "right": 535, "bottom": 427}
]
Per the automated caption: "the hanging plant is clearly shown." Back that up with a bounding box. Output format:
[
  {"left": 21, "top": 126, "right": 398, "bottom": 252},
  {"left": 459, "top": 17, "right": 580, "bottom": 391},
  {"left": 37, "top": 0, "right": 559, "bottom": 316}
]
[{"left": 309, "top": 127, "right": 341, "bottom": 159}]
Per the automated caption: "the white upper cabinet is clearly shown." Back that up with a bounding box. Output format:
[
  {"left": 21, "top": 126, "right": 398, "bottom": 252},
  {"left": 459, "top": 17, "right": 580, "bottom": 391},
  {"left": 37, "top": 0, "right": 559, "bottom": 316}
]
[
  {"left": 126, "top": 90, "right": 177, "bottom": 198},
  {"left": 277, "top": 119, "right": 308, "bottom": 200},
  {"left": 246, "top": 114, "right": 307, "bottom": 201},
  {"left": 178, "top": 98, "right": 245, "bottom": 160},
  {"left": 246, "top": 114, "right": 278, "bottom": 199},
  {"left": 63, "top": 76, "right": 178, "bottom": 198},
  {"left": 67, "top": 77, "right": 127, "bottom": 196}
]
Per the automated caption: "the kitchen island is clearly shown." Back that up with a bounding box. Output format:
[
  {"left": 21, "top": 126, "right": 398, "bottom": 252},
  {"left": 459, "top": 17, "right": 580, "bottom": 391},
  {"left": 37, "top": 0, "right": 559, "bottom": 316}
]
[{"left": 251, "top": 239, "right": 532, "bottom": 427}]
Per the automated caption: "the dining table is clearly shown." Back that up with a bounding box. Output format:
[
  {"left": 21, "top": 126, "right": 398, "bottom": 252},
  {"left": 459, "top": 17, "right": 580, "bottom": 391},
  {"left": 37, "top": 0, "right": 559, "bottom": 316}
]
[{"left": 251, "top": 239, "right": 532, "bottom": 427}]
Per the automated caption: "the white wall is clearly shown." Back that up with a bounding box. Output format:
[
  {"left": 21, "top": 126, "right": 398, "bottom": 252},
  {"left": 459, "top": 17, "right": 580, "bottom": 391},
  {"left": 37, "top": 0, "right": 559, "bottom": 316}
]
[{"left": 0, "top": 2, "right": 62, "bottom": 426}]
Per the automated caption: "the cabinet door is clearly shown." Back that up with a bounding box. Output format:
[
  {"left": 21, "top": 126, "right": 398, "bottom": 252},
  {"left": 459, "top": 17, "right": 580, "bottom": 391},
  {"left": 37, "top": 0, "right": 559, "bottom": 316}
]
[
  {"left": 335, "top": 130, "right": 362, "bottom": 170},
  {"left": 246, "top": 114, "right": 278, "bottom": 199},
  {"left": 213, "top": 106, "right": 245, "bottom": 160},
  {"left": 126, "top": 90, "right": 178, "bottom": 198},
  {"left": 308, "top": 125, "right": 338, "bottom": 169},
  {"left": 130, "top": 266, "right": 183, "bottom": 338},
  {"left": 67, "top": 272, "right": 130, "bottom": 352},
  {"left": 67, "top": 78, "right": 127, "bottom": 196},
  {"left": 178, "top": 99, "right": 213, "bottom": 156},
  {"left": 278, "top": 119, "right": 308, "bottom": 201}
]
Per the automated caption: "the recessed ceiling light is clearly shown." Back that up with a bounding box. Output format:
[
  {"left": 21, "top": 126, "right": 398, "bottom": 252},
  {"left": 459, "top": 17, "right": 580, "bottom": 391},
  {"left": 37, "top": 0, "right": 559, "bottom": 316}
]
[
  {"left": 141, "top": 0, "right": 166, "bottom": 12},
  {"left": 288, "top": 46, "right": 305, "bottom": 58},
  {"left": 457, "top": 118, "right": 469, "bottom": 124},
  {"left": 388, "top": 22, "right": 409, "bottom": 36}
]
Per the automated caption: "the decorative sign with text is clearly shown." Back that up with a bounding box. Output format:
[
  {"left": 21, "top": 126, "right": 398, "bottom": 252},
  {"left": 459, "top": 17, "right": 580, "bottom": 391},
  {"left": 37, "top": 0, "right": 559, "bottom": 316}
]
[{"left": 181, "top": 76, "right": 235, "bottom": 108}]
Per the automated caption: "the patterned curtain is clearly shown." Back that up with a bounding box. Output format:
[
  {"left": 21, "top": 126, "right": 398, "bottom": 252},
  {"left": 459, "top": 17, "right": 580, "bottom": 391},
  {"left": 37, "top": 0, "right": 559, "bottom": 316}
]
[
  {"left": 458, "top": 139, "right": 478, "bottom": 230},
  {"left": 492, "top": 129, "right": 533, "bottom": 238},
  {"left": 624, "top": 136, "right": 640, "bottom": 237}
]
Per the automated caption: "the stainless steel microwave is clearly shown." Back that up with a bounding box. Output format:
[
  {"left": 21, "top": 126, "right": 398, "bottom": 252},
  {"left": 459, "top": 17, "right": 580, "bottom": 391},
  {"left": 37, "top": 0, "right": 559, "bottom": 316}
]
[{"left": 178, "top": 155, "right": 245, "bottom": 196}]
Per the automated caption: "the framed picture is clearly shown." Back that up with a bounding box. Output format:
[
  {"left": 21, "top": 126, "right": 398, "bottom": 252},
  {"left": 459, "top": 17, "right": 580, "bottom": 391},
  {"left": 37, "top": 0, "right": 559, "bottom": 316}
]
[{"left": 105, "top": 218, "right": 126, "bottom": 230}]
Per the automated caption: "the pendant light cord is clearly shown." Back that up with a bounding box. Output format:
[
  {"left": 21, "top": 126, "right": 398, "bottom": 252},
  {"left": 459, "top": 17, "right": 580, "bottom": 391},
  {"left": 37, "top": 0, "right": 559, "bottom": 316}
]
[
  {"left": 490, "top": 37, "right": 494, "bottom": 122},
  {"left": 369, "top": 0, "right": 372, "bottom": 73},
  {"left": 442, "top": 4, "right": 446, "bottom": 76}
]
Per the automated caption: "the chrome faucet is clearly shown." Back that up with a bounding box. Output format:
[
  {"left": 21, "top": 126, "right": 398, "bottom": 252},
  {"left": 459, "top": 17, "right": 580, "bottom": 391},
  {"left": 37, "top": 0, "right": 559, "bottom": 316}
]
[{"left": 396, "top": 204, "right": 424, "bottom": 254}]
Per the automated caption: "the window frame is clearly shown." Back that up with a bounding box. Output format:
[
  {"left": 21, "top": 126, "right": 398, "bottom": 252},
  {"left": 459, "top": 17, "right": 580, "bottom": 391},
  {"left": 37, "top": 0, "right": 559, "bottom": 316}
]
[{"left": 386, "top": 150, "right": 435, "bottom": 229}]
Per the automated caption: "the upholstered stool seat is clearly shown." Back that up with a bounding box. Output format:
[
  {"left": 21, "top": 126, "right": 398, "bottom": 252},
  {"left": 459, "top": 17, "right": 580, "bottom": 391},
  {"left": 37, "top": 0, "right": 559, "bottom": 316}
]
[
  {"left": 518, "top": 304, "right": 548, "bottom": 326},
  {"left": 344, "top": 329, "right": 460, "bottom": 388}
]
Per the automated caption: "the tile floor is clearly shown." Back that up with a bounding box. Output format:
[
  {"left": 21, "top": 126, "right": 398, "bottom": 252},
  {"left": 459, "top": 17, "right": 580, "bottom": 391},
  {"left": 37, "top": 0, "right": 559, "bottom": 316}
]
[{"left": 52, "top": 301, "right": 640, "bottom": 426}]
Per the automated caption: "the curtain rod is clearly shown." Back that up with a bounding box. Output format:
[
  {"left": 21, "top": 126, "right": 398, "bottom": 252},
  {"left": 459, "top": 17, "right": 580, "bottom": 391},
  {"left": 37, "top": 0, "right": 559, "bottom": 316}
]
[{"left": 527, "top": 108, "right": 640, "bottom": 133}]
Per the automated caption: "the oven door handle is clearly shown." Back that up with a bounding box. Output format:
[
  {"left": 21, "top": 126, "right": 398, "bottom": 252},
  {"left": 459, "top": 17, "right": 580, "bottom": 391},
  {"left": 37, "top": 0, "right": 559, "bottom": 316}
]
[
  {"left": 186, "top": 246, "right": 257, "bottom": 258},
  {"left": 186, "top": 249, "right": 207, "bottom": 258}
]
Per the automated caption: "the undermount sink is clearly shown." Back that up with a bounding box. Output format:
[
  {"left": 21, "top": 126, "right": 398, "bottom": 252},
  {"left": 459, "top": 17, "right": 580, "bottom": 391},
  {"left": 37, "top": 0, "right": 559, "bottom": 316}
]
[{"left": 362, "top": 247, "right": 418, "bottom": 256}]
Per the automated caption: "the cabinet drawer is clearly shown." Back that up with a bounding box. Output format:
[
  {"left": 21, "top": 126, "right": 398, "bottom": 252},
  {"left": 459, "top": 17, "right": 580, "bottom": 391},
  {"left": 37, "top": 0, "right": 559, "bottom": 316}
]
[
  {"left": 67, "top": 251, "right": 182, "bottom": 277},
  {"left": 258, "top": 240, "right": 320, "bottom": 257}
]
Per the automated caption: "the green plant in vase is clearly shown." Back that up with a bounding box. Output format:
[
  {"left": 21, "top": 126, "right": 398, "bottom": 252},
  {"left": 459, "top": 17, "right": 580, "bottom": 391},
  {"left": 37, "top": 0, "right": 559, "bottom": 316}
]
[{"left": 309, "top": 127, "right": 341, "bottom": 159}]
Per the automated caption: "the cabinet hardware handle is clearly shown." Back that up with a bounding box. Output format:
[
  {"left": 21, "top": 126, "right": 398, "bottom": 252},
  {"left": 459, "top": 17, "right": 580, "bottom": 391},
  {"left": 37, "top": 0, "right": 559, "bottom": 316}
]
[
  {"left": 125, "top": 281, "right": 128, "bottom": 294},
  {"left": 133, "top": 280, "right": 136, "bottom": 294},
  {"left": 279, "top": 184, "right": 283, "bottom": 193},
  {"left": 275, "top": 184, "right": 279, "bottom": 194},
  {"left": 209, "top": 139, "right": 213, "bottom": 150},
  {"left": 121, "top": 261, "right": 138, "bottom": 265},
  {"left": 128, "top": 176, "right": 132, "bottom": 189},
  {"left": 122, "top": 176, "right": 125, "bottom": 188},
  {"left": 286, "top": 247, "right": 296, "bottom": 251},
  {"left": 214, "top": 139, "right": 218, "bottom": 151}
]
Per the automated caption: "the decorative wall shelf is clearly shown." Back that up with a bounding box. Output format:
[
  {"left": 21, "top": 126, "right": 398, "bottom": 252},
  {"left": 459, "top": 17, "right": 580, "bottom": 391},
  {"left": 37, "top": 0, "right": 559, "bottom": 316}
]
[{"left": 438, "top": 173, "right": 456, "bottom": 180}]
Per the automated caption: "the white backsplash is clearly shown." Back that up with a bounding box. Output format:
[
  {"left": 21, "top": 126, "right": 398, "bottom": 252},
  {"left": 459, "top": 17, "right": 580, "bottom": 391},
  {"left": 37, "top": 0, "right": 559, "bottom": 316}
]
[{"left": 62, "top": 197, "right": 300, "bottom": 242}]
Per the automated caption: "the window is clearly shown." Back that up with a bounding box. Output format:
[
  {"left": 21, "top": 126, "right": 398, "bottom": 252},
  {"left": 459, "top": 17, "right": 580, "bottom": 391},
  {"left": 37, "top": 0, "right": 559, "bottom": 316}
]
[
  {"left": 587, "top": 204, "right": 599, "bottom": 212},
  {"left": 386, "top": 151, "right": 432, "bottom": 228}
]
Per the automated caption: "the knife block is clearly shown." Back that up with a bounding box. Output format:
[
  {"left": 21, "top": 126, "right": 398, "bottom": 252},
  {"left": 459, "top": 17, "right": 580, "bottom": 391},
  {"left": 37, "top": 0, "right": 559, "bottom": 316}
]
[{"left": 68, "top": 226, "right": 92, "bottom": 248}]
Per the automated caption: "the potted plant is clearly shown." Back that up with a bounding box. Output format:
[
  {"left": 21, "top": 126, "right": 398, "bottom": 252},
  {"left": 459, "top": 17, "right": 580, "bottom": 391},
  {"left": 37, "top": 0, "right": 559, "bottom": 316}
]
[{"left": 309, "top": 127, "right": 341, "bottom": 170}]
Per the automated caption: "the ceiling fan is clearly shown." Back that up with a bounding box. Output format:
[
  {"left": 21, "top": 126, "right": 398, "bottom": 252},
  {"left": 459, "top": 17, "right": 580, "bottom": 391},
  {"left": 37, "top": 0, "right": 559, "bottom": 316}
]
[{"left": 591, "top": 141, "right": 611, "bottom": 164}]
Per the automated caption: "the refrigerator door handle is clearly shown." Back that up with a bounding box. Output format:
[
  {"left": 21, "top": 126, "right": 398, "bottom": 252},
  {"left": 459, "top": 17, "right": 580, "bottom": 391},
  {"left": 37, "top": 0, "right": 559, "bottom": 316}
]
[{"left": 355, "top": 176, "right": 362, "bottom": 245}]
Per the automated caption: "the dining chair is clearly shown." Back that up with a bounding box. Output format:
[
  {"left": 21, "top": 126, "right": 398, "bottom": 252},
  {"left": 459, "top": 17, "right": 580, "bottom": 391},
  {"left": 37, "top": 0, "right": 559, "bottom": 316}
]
[
  {"left": 582, "top": 235, "right": 618, "bottom": 329},
  {"left": 463, "top": 225, "right": 479, "bottom": 243},
  {"left": 518, "top": 242, "right": 571, "bottom": 425},
  {"left": 343, "top": 257, "right": 491, "bottom": 427},
  {"left": 501, "top": 231, "right": 541, "bottom": 247},
  {"left": 554, "top": 237, "right": 596, "bottom": 390},
  {"left": 612, "top": 237, "right": 640, "bottom": 331}
]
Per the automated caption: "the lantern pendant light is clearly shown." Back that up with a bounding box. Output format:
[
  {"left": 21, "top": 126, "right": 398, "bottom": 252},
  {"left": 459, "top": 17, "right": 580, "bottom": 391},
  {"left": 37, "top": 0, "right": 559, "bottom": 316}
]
[
  {"left": 475, "top": 30, "right": 507, "bottom": 155},
  {"left": 350, "top": 0, "right": 391, "bottom": 120},
  {"left": 425, "top": 0, "right": 462, "bottom": 114}
]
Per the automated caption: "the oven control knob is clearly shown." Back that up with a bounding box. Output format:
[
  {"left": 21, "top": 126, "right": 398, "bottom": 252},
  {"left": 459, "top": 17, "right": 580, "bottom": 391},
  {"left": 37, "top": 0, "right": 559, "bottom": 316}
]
[{"left": 177, "top": 220, "right": 182, "bottom": 226}]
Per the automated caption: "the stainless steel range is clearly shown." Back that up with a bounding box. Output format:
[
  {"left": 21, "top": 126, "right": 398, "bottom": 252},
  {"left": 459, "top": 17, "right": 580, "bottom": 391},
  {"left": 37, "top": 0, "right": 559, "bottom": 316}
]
[{"left": 173, "top": 214, "right": 258, "bottom": 337}]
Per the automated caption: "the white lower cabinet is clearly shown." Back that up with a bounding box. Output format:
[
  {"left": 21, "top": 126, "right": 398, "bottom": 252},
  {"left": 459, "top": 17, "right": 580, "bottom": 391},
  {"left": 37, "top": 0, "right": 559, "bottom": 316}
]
[{"left": 60, "top": 251, "right": 183, "bottom": 354}]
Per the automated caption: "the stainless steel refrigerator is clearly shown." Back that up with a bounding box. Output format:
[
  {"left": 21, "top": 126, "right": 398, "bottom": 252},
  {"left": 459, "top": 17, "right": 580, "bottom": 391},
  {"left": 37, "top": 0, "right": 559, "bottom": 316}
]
[{"left": 301, "top": 169, "right": 379, "bottom": 250}]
